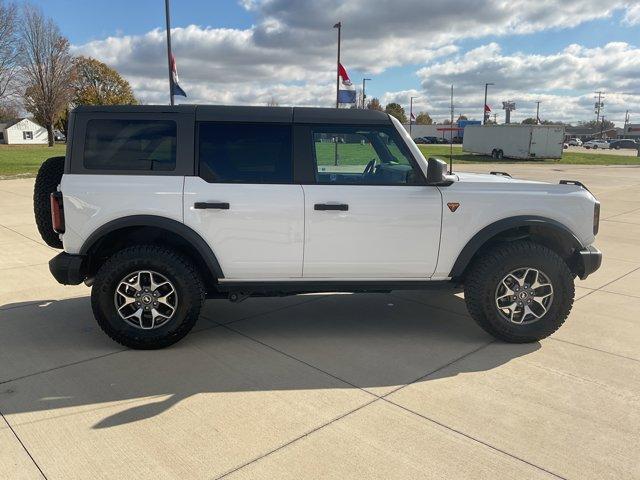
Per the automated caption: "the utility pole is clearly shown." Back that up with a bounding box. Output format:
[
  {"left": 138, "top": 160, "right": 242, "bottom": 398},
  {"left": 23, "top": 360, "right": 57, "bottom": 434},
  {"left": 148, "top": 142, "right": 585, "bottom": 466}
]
[
  {"left": 164, "top": 0, "right": 174, "bottom": 106},
  {"left": 483, "top": 83, "right": 494, "bottom": 125},
  {"left": 594, "top": 91, "right": 605, "bottom": 123},
  {"left": 600, "top": 115, "right": 606, "bottom": 139},
  {"left": 535, "top": 100, "right": 541, "bottom": 124},
  {"left": 624, "top": 110, "right": 630, "bottom": 133},
  {"left": 333, "top": 22, "right": 342, "bottom": 108},
  {"left": 449, "top": 85, "right": 454, "bottom": 174},
  {"left": 409, "top": 96, "right": 417, "bottom": 137},
  {"left": 361, "top": 77, "right": 371, "bottom": 109}
]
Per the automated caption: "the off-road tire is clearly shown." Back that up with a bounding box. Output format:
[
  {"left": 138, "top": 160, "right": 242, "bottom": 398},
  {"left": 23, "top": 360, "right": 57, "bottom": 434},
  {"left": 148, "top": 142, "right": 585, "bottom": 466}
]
[
  {"left": 91, "top": 245, "right": 205, "bottom": 349},
  {"left": 33, "top": 156, "right": 65, "bottom": 248},
  {"left": 464, "top": 241, "right": 574, "bottom": 343}
]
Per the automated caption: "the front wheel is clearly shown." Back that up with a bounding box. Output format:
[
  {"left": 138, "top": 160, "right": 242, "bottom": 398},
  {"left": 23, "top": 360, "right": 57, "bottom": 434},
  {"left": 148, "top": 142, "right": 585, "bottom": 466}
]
[
  {"left": 91, "top": 245, "right": 205, "bottom": 349},
  {"left": 464, "top": 241, "right": 574, "bottom": 343}
]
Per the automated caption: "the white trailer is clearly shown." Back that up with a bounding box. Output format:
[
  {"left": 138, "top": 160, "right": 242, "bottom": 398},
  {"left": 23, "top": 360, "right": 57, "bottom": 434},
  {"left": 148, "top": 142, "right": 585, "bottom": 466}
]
[{"left": 463, "top": 124, "right": 565, "bottom": 159}]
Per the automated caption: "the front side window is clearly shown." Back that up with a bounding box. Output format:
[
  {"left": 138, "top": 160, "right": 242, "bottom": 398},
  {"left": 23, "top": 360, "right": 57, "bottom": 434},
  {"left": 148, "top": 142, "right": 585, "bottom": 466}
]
[
  {"left": 312, "top": 126, "right": 421, "bottom": 185},
  {"left": 198, "top": 122, "right": 292, "bottom": 183},
  {"left": 23, "top": 131, "right": 33, "bottom": 140},
  {"left": 84, "top": 119, "right": 176, "bottom": 171}
]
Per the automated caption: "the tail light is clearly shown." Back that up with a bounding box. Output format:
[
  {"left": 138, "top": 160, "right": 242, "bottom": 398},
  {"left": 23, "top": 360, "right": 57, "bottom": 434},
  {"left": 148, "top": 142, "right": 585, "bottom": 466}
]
[
  {"left": 593, "top": 201, "right": 600, "bottom": 235},
  {"left": 50, "top": 192, "right": 65, "bottom": 234}
]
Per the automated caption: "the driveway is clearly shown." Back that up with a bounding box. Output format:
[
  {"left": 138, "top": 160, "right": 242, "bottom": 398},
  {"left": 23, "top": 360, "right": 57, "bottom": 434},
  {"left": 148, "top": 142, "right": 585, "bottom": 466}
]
[{"left": 1, "top": 164, "right": 639, "bottom": 479}]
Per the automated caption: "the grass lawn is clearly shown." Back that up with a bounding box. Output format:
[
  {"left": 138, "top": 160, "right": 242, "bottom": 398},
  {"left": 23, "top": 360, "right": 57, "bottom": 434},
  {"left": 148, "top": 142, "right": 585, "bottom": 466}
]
[
  {"left": 418, "top": 145, "right": 640, "bottom": 165},
  {"left": 1, "top": 142, "right": 638, "bottom": 179},
  {"left": 0, "top": 144, "right": 66, "bottom": 178}
]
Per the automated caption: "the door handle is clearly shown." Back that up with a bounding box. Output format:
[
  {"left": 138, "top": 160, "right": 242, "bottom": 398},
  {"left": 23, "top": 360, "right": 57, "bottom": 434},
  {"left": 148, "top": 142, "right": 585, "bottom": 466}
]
[
  {"left": 194, "top": 202, "right": 230, "bottom": 210},
  {"left": 314, "top": 203, "right": 348, "bottom": 211}
]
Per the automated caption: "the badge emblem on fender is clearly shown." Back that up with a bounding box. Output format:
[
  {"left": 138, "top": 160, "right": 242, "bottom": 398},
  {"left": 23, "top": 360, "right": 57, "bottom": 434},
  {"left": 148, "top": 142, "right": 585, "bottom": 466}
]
[{"left": 447, "top": 202, "right": 460, "bottom": 212}]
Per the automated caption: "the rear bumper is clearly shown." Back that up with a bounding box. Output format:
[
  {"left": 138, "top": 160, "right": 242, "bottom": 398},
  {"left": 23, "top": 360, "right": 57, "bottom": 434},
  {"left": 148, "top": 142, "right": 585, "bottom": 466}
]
[
  {"left": 49, "top": 252, "right": 86, "bottom": 285},
  {"left": 574, "top": 245, "right": 602, "bottom": 280}
]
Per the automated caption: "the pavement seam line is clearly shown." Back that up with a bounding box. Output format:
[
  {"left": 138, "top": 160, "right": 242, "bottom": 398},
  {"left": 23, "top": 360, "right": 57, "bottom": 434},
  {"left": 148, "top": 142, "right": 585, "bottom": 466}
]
[
  {"left": 548, "top": 337, "right": 640, "bottom": 363},
  {"left": 0, "top": 224, "right": 56, "bottom": 250},
  {"left": 0, "top": 293, "right": 89, "bottom": 312},
  {"left": 0, "top": 409, "right": 48, "bottom": 480},
  {"left": 214, "top": 398, "right": 380, "bottom": 479},
  {"left": 0, "top": 349, "right": 127, "bottom": 386},
  {"left": 379, "top": 398, "right": 568, "bottom": 480}
]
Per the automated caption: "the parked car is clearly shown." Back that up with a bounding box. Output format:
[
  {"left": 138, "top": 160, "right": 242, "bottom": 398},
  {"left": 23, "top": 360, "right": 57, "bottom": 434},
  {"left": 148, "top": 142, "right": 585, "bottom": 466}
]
[
  {"left": 53, "top": 130, "right": 66, "bottom": 142},
  {"left": 35, "top": 105, "right": 601, "bottom": 349},
  {"left": 567, "top": 138, "right": 582, "bottom": 146},
  {"left": 583, "top": 140, "right": 610, "bottom": 149},
  {"left": 609, "top": 139, "right": 639, "bottom": 150}
]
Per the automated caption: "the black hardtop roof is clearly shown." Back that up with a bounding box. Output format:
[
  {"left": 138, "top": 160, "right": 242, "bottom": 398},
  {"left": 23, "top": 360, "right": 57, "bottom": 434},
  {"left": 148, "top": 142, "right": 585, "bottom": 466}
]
[{"left": 72, "top": 104, "right": 391, "bottom": 125}]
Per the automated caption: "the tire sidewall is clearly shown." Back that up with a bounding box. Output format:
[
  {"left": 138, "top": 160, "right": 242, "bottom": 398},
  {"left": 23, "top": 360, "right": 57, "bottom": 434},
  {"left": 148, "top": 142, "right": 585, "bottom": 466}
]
[
  {"left": 476, "top": 248, "right": 573, "bottom": 341},
  {"left": 92, "top": 249, "right": 202, "bottom": 349}
]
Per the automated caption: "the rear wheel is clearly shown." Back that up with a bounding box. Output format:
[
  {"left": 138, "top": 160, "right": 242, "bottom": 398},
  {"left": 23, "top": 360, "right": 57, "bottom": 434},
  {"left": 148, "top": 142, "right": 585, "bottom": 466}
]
[
  {"left": 91, "top": 245, "right": 205, "bottom": 349},
  {"left": 464, "top": 241, "right": 574, "bottom": 343},
  {"left": 33, "top": 156, "right": 65, "bottom": 248}
]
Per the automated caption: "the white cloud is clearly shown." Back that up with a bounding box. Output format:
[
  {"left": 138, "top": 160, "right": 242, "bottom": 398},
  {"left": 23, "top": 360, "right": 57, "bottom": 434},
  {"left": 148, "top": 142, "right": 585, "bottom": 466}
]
[
  {"left": 70, "top": 0, "right": 640, "bottom": 124},
  {"left": 384, "top": 42, "right": 640, "bottom": 124}
]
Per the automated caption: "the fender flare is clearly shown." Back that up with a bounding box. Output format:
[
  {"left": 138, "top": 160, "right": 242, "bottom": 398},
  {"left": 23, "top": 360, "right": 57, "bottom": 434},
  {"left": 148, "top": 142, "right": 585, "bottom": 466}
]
[
  {"left": 448, "top": 216, "right": 583, "bottom": 278},
  {"left": 79, "top": 215, "right": 224, "bottom": 279}
]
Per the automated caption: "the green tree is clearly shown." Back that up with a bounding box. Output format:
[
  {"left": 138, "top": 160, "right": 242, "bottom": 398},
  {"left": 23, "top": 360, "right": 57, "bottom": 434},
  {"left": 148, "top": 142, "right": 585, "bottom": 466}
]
[
  {"left": 521, "top": 117, "right": 537, "bottom": 124},
  {"left": 366, "top": 97, "right": 383, "bottom": 111},
  {"left": 415, "top": 112, "right": 432, "bottom": 125},
  {"left": 385, "top": 102, "right": 407, "bottom": 124},
  {"left": 456, "top": 114, "right": 468, "bottom": 122},
  {"left": 72, "top": 56, "right": 137, "bottom": 106},
  {"left": 579, "top": 119, "right": 615, "bottom": 131}
]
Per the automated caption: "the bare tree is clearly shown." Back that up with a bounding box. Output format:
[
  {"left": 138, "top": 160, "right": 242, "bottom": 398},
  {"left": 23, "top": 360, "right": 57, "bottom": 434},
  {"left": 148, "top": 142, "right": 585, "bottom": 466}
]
[
  {"left": 19, "top": 4, "right": 74, "bottom": 146},
  {"left": 0, "top": 0, "right": 19, "bottom": 101}
]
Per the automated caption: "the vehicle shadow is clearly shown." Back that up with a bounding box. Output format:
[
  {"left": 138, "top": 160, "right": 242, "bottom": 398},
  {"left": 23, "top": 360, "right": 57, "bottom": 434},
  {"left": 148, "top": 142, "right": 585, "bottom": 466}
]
[{"left": 0, "top": 292, "right": 540, "bottom": 429}]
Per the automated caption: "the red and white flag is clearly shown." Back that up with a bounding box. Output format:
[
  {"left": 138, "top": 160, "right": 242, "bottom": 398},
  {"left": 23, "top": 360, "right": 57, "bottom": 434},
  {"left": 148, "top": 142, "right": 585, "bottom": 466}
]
[{"left": 170, "top": 54, "right": 187, "bottom": 97}]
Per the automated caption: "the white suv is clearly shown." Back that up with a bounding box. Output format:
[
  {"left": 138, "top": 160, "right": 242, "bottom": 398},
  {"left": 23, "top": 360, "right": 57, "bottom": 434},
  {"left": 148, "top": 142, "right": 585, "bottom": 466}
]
[{"left": 34, "top": 105, "right": 601, "bottom": 349}]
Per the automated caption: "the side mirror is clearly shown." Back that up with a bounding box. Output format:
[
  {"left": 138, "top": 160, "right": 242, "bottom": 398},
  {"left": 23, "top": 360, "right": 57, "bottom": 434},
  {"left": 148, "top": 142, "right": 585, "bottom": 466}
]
[{"left": 426, "top": 157, "right": 448, "bottom": 185}]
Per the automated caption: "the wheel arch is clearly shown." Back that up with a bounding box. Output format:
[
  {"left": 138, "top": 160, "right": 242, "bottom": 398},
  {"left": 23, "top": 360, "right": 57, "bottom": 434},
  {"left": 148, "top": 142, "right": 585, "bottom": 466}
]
[
  {"left": 449, "top": 216, "right": 583, "bottom": 279},
  {"left": 80, "top": 215, "right": 224, "bottom": 290}
]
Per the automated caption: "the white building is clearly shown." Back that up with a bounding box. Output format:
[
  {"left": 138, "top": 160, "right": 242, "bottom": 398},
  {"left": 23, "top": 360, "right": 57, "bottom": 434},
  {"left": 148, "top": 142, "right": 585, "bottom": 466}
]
[{"left": 0, "top": 118, "right": 48, "bottom": 145}]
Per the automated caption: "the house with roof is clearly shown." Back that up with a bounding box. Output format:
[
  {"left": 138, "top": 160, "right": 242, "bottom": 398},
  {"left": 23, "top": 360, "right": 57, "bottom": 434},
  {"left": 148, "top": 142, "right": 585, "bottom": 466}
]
[{"left": 0, "top": 118, "right": 48, "bottom": 145}]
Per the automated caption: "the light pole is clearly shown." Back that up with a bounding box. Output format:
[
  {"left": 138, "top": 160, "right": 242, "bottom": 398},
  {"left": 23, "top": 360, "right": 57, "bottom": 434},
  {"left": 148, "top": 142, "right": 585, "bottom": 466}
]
[
  {"left": 409, "top": 96, "right": 418, "bottom": 136},
  {"left": 483, "top": 82, "right": 494, "bottom": 125},
  {"left": 333, "top": 22, "right": 342, "bottom": 108},
  {"left": 535, "top": 100, "right": 541, "bottom": 124},
  {"left": 164, "top": 0, "right": 174, "bottom": 106},
  {"left": 362, "top": 78, "right": 371, "bottom": 109}
]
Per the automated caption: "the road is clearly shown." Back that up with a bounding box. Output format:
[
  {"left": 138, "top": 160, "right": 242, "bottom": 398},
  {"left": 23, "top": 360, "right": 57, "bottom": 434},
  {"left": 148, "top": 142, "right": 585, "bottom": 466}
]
[{"left": 0, "top": 164, "right": 639, "bottom": 479}]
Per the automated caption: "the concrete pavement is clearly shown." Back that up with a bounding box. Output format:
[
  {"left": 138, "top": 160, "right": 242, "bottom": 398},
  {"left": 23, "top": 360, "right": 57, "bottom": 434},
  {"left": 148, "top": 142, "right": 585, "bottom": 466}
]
[{"left": 0, "top": 165, "right": 639, "bottom": 479}]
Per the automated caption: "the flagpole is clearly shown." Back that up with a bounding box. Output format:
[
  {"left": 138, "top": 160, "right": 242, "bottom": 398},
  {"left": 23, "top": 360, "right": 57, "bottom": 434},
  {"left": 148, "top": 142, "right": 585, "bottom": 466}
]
[
  {"left": 334, "top": 22, "right": 341, "bottom": 108},
  {"left": 165, "top": 0, "right": 174, "bottom": 106}
]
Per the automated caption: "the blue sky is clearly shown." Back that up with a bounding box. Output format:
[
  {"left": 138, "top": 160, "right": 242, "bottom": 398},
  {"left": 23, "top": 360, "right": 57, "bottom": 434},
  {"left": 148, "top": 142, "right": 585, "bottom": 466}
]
[{"left": 35, "top": 0, "right": 640, "bottom": 125}]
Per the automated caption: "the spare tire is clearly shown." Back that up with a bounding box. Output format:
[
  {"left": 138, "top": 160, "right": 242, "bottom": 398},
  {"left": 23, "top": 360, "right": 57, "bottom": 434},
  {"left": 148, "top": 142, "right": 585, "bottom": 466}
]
[{"left": 33, "top": 156, "right": 65, "bottom": 248}]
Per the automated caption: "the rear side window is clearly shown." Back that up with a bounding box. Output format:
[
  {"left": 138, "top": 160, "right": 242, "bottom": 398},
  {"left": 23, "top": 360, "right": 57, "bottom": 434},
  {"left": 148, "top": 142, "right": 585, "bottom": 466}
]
[
  {"left": 198, "top": 122, "right": 292, "bottom": 183},
  {"left": 84, "top": 119, "right": 177, "bottom": 171}
]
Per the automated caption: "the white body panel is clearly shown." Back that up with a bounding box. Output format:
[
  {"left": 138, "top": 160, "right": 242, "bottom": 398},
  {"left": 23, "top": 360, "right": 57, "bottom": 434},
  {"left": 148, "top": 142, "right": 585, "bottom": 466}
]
[
  {"left": 434, "top": 173, "right": 597, "bottom": 278},
  {"left": 183, "top": 177, "right": 304, "bottom": 279},
  {"left": 301, "top": 185, "right": 442, "bottom": 278},
  {"left": 463, "top": 125, "right": 565, "bottom": 159},
  {"left": 60, "top": 175, "right": 185, "bottom": 254}
]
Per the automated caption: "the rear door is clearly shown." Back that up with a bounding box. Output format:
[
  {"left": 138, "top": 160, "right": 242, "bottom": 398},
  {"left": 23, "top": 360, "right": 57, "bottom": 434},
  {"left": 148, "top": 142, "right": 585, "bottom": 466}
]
[
  {"left": 183, "top": 120, "right": 304, "bottom": 279},
  {"left": 300, "top": 123, "right": 442, "bottom": 278}
]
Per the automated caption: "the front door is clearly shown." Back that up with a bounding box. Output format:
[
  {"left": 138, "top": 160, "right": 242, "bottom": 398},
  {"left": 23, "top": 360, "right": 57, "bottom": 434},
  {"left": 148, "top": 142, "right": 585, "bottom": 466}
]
[
  {"left": 183, "top": 122, "right": 304, "bottom": 279},
  {"left": 301, "top": 124, "right": 442, "bottom": 278}
]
